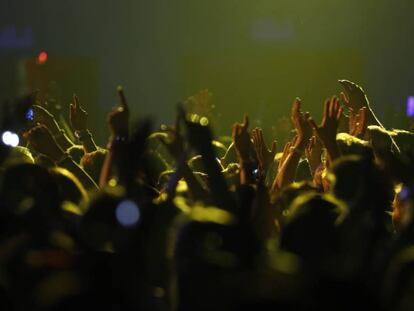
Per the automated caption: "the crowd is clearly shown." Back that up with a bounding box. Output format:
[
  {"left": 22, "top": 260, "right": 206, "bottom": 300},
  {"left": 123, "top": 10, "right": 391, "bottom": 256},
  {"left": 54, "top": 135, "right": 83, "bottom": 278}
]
[{"left": 0, "top": 79, "right": 414, "bottom": 310}]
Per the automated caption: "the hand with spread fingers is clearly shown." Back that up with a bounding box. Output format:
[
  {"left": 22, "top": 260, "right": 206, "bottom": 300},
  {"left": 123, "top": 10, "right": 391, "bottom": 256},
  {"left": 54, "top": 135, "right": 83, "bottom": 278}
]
[
  {"left": 252, "top": 127, "right": 277, "bottom": 177},
  {"left": 232, "top": 114, "right": 252, "bottom": 161},
  {"left": 24, "top": 124, "right": 64, "bottom": 161},
  {"left": 305, "top": 135, "right": 323, "bottom": 177},
  {"left": 349, "top": 106, "right": 367, "bottom": 139},
  {"left": 338, "top": 79, "right": 368, "bottom": 112},
  {"left": 291, "top": 97, "right": 313, "bottom": 147},
  {"left": 308, "top": 96, "right": 343, "bottom": 163},
  {"left": 33, "top": 104, "right": 62, "bottom": 136}
]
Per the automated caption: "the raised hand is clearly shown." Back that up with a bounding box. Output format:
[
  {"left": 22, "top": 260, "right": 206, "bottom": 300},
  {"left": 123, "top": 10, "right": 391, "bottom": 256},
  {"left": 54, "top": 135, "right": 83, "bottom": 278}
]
[
  {"left": 70, "top": 94, "right": 88, "bottom": 132},
  {"left": 338, "top": 79, "right": 368, "bottom": 111},
  {"left": 252, "top": 127, "right": 277, "bottom": 177},
  {"left": 339, "top": 79, "right": 386, "bottom": 131},
  {"left": 158, "top": 113, "right": 185, "bottom": 159},
  {"left": 291, "top": 98, "right": 313, "bottom": 146},
  {"left": 308, "top": 96, "right": 343, "bottom": 163},
  {"left": 305, "top": 136, "right": 323, "bottom": 176},
  {"left": 24, "top": 125, "right": 64, "bottom": 161},
  {"left": 33, "top": 104, "right": 61, "bottom": 135},
  {"left": 232, "top": 114, "right": 252, "bottom": 161},
  {"left": 108, "top": 86, "right": 129, "bottom": 137},
  {"left": 32, "top": 104, "right": 74, "bottom": 150},
  {"left": 277, "top": 136, "right": 296, "bottom": 173},
  {"left": 348, "top": 106, "right": 367, "bottom": 139}
]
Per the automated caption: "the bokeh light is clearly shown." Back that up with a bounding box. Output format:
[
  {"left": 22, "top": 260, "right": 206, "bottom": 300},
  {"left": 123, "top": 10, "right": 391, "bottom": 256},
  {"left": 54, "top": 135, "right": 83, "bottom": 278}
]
[
  {"left": 2, "top": 131, "right": 19, "bottom": 147},
  {"left": 115, "top": 200, "right": 140, "bottom": 227}
]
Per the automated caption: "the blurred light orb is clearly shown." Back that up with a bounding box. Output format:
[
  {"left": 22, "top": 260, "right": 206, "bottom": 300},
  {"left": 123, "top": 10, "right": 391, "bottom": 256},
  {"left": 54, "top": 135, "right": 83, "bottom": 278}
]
[
  {"left": 2, "top": 131, "right": 19, "bottom": 147},
  {"left": 116, "top": 200, "right": 140, "bottom": 227},
  {"left": 38, "top": 51, "right": 48, "bottom": 64},
  {"left": 200, "top": 117, "right": 209, "bottom": 126}
]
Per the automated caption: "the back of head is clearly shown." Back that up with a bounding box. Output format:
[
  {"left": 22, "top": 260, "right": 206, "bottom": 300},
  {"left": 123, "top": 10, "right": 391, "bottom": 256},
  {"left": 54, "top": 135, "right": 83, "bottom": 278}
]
[
  {"left": 280, "top": 192, "right": 346, "bottom": 268},
  {"left": 49, "top": 167, "right": 88, "bottom": 207},
  {"left": 329, "top": 155, "right": 394, "bottom": 221},
  {"left": 0, "top": 163, "right": 60, "bottom": 234},
  {"left": 336, "top": 132, "right": 374, "bottom": 160}
]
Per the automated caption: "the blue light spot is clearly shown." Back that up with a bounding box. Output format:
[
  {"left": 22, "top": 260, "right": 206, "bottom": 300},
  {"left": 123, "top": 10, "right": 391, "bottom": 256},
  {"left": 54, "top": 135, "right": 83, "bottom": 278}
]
[
  {"left": 400, "top": 186, "right": 409, "bottom": 201},
  {"left": 115, "top": 200, "right": 140, "bottom": 227},
  {"left": 407, "top": 96, "right": 414, "bottom": 117}
]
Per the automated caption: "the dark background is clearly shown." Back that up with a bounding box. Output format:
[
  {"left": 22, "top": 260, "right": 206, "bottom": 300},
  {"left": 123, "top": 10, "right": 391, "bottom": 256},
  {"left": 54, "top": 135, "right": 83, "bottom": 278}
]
[{"left": 1, "top": 0, "right": 413, "bottom": 143}]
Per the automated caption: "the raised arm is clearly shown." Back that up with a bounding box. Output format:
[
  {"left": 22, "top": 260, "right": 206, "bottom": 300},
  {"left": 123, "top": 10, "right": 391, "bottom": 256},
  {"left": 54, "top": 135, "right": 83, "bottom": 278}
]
[
  {"left": 252, "top": 127, "right": 277, "bottom": 179},
  {"left": 271, "top": 98, "right": 313, "bottom": 193},
  {"left": 232, "top": 114, "right": 256, "bottom": 185},
  {"left": 33, "top": 104, "right": 74, "bottom": 150},
  {"left": 25, "top": 125, "right": 98, "bottom": 191},
  {"left": 308, "top": 96, "right": 343, "bottom": 165},
  {"left": 99, "top": 86, "right": 130, "bottom": 187},
  {"left": 70, "top": 94, "right": 98, "bottom": 153}
]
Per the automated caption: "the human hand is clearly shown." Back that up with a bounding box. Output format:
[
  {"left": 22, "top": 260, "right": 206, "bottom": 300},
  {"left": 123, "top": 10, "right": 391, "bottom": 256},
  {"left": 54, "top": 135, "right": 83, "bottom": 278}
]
[
  {"left": 33, "top": 105, "right": 61, "bottom": 135},
  {"left": 338, "top": 79, "right": 369, "bottom": 111},
  {"left": 252, "top": 127, "right": 276, "bottom": 176},
  {"left": 308, "top": 96, "right": 343, "bottom": 148},
  {"left": 232, "top": 114, "right": 252, "bottom": 161},
  {"left": 277, "top": 136, "right": 297, "bottom": 173},
  {"left": 158, "top": 113, "right": 185, "bottom": 159},
  {"left": 24, "top": 125, "right": 64, "bottom": 161},
  {"left": 70, "top": 94, "right": 88, "bottom": 132},
  {"left": 291, "top": 98, "right": 313, "bottom": 146},
  {"left": 108, "top": 86, "right": 129, "bottom": 137},
  {"left": 305, "top": 136, "right": 323, "bottom": 176},
  {"left": 348, "top": 106, "right": 367, "bottom": 139}
]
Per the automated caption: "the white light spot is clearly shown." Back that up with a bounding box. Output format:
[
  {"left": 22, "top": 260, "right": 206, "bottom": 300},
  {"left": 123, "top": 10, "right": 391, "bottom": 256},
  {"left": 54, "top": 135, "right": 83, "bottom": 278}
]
[
  {"left": 2, "top": 131, "right": 19, "bottom": 147},
  {"left": 115, "top": 200, "right": 140, "bottom": 227}
]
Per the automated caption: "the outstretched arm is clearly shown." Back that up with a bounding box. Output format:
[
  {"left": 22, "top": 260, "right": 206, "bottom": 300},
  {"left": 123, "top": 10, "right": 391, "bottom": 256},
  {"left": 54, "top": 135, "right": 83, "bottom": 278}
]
[
  {"left": 271, "top": 98, "right": 313, "bottom": 193},
  {"left": 25, "top": 125, "right": 98, "bottom": 191},
  {"left": 232, "top": 114, "right": 256, "bottom": 185},
  {"left": 33, "top": 105, "right": 74, "bottom": 151},
  {"left": 70, "top": 94, "right": 98, "bottom": 153}
]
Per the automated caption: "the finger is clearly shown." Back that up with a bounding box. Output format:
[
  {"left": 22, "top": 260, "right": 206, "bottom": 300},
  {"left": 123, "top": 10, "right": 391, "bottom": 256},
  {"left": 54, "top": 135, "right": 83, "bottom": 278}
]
[
  {"left": 271, "top": 140, "right": 277, "bottom": 154},
  {"left": 73, "top": 94, "right": 80, "bottom": 109},
  {"left": 242, "top": 114, "right": 249, "bottom": 129},
  {"left": 117, "top": 86, "right": 128, "bottom": 109},
  {"left": 338, "top": 79, "right": 353, "bottom": 92},
  {"left": 329, "top": 96, "right": 337, "bottom": 118},
  {"left": 340, "top": 91, "right": 349, "bottom": 105},
  {"left": 232, "top": 123, "right": 239, "bottom": 138},
  {"left": 292, "top": 97, "right": 301, "bottom": 117},
  {"left": 322, "top": 99, "right": 330, "bottom": 125},
  {"left": 307, "top": 117, "right": 318, "bottom": 131},
  {"left": 337, "top": 106, "right": 344, "bottom": 121}
]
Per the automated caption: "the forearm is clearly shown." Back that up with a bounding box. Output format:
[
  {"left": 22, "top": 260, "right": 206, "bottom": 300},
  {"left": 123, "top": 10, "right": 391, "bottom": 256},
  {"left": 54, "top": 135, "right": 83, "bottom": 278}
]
[
  {"left": 99, "top": 150, "right": 113, "bottom": 188},
  {"left": 323, "top": 141, "right": 340, "bottom": 166},
  {"left": 271, "top": 140, "right": 306, "bottom": 193},
  {"left": 238, "top": 158, "right": 256, "bottom": 185},
  {"left": 50, "top": 126, "right": 74, "bottom": 151},
  {"left": 59, "top": 157, "right": 99, "bottom": 191}
]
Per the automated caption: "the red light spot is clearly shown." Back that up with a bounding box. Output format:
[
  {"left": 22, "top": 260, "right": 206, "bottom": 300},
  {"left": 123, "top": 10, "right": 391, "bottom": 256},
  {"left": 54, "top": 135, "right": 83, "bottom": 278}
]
[{"left": 38, "top": 51, "right": 48, "bottom": 64}]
